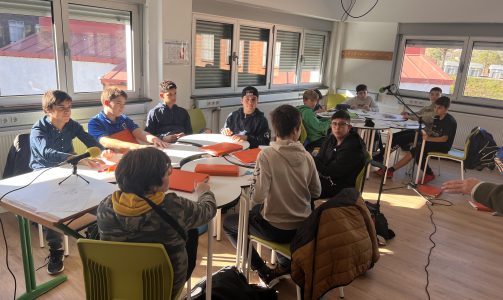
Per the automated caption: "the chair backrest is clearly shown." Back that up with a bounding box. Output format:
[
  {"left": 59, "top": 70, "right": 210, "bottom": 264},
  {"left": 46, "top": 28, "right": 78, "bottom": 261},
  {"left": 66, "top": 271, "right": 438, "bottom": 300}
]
[
  {"left": 3, "top": 133, "right": 31, "bottom": 179},
  {"left": 77, "top": 239, "right": 174, "bottom": 300},
  {"left": 326, "top": 94, "right": 347, "bottom": 111},
  {"left": 299, "top": 122, "right": 308, "bottom": 145},
  {"left": 188, "top": 108, "right": 207, "bottom": 134},
  {"left": 355, "top": 152, "right": 371, "bottom": 193}
]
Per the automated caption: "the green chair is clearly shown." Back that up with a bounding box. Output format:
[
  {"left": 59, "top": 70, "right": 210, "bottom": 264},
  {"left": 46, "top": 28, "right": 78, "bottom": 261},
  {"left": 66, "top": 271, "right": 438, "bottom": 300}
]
[
  {"left": 420, "top": 129, "right": 476, "bottom": 184},
  {"left": 77, "top": 239, "right": 176, "bottom": 300},
  {"left": 299, "top": 122, "right": 308, "bottom": 145},
  {"left": 326, "top": 93, "right": 347, "bottom": 111},
  {"left": 188, "top": 108, "right": 207, "bottom": 133},
  {"left": 355, "top": 152, "right": 372, "bottom": 193}
]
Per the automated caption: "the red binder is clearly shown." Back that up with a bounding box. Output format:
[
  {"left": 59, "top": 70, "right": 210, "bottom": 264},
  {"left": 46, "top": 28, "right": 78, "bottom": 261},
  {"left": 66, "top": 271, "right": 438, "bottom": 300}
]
[
  {"left": 169, "top": 169, "right": 209, "bottom": 192},
  {"left": 468, "top": 201, "right": 493, "bottom": 212},
  {"left": 232, "top": 148, "right": 261, "bottom": 164},
  {"left": 417, "top": 184, "right": 442, "bottom": 198},
  {"left": 200, "top": 142, "right": 243, "bottom": 156},
  {"left": 195, "top": 164, "right": 239, "bottom": 177},
  {"left": 110, "top": 129, "right": 138, "bottom": 144}
]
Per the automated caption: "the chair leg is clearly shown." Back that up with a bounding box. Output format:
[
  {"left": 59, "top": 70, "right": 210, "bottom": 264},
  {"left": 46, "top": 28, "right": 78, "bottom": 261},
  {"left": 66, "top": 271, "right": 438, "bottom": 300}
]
[
  {"left": 64, "top": 235, "right": 69, "bottom": 256},
  {"left": 461, "top": 161, "right": 464, "bottom": 180},
  {"left": 270, "top": 250, "right": 277, "bottom": 265},
  {"left": 437, "top": 157, "right": 441, "bottom": 176},
  {"left": 246, "top": 239, "right": 253, "bottom": 281},
  {"left": 339, "top": 287, "right": 345, "bottom": 298},
  {"left": 216, "top": 209, "right": 222, "bottom": 241},
  {"left": 38, "top": 224, "right": 44, "bottom": 248},
  {"left": 296, "top": 284, "right": 302, "bottom": 300},
  {"left": 421, "top": 156, "right": 432, "bottom": 184},
  {"left": 212, "top": 213, "right": 217, "bottom": 238}
]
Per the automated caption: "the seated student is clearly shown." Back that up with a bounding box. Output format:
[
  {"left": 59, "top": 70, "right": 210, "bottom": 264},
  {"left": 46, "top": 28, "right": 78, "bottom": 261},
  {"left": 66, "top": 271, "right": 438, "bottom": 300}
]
[
  {"left": 298, "top": 89, "right": 331, "bottom": 151},
  {"left": 390, "top": 87, "right": 443, "bottom": 153},
  {"left": 377, "top": 96, "right": 457, "bottom": 183},
  {"left": 145, "top": 80, "right": 192, "bottom": 143},
  {"left": 313, "top": 89, "right": 325, "bottom": 113},
  {"left": 442, "top": 150, "right": 503, "bottom": 214},
  {"left": 343, "top": 84, "right": 379, "bottom": 112},
  {"left": 221, "top": 86, "right": 270, "bottom": 148},
  {"left": 314, "top": 110, "right": 367, "bottom": 198},
  {"left": 88, "top": 87, "right": 169, "bottom": 152},
  {"left": 97, "top": 147, "right": 216, "bottom": 296},
  {"left": 223, "top": 105, "right": 321, "bottom": 287},
  {"left": 30, "top": 90, "right": 108, "bottom": 275}
]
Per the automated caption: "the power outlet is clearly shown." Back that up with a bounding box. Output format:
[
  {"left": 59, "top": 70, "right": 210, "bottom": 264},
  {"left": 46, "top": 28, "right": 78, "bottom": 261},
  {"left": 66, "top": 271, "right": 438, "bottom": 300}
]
[{"left": 0, "top": 115, "right": 19, "bottom": 127}]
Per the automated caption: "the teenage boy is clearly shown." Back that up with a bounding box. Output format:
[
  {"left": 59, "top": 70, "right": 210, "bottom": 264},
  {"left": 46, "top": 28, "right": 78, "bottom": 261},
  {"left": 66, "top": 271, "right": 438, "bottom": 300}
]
[
  {"left": 343, "top": 84, "right": 379, "bottom": 112},
  {"left": 377, "top": 96, "right": 457, "bottom": 183},
  {"left": 145, "top": 80, "right": 192, "bottom": 143},
  {"left": 223, "top": 104, "right": 321, "bottom": 287},
  {"left": 88, "top": 87, "right": 169, "bottom": 152},
  {"left": 29, "top": 90, "right": 107, "bottom": 275},
  {"left": 221, "top": 86, "right": 270, "bottom": 148},
  {"left": 314, "top": 110, "right": 367, "bottom": 198},
  {"left": 298, "top": 89, "right": 331, "bottom": 151}
]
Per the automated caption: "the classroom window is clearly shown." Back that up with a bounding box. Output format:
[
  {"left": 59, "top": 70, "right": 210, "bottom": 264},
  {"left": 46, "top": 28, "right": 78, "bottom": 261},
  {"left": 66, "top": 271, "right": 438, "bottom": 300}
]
[
  {"left": 464, "top": 42, "right": 503, "bottom": 101},
  {"left": 272, "top": 30, "right": 301, "bottom": 85},
  {"left": 0, "top": 0, "right": 57, "bottom": 97},
  {"left": 238, "top": 26, "right": 269, "bottom": 87},
  {"left": 300, "top": 33, "right": 326, "bottom": 84}
]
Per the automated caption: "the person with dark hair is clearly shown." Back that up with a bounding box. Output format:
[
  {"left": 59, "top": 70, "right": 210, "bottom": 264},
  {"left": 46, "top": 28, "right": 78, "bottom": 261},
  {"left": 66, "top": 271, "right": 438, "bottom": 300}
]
[
  {"left": 314, "top": 110, "right": 367, "bottom": 198},
  {"left": 221, "top": 86, "right": 270, "bottom": 148},
  {"left": 377, "top": 96, "right": 457, "bottom": 183},
  {"left": 313, "top": 89, "right": 325, "bottom": 112},
  {"left": 88, "top": 87, "right": 169, "bottom": 152},
  {"left": 97, "top": 147, "right": 216, "bottom": 296},
  {"left": 298, "top": 89, "right": 331, "bottom": 151},
  {"left": 343, "top": 84, "right": 378, "bottom": 112},
  {"left": 30, "top": 90, "right": 109, "bottom": 275},
  {"left": 145, "top": 80, "right": 193, "bottom": 143},
  {"left": 223, "top": 104, "right": 321, "bottom": 287}
]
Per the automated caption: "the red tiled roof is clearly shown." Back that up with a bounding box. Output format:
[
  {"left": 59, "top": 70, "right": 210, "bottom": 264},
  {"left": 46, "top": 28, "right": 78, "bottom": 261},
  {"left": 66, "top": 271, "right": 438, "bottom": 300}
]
[
  {"left": 100, "top": 62, "right": 127, "bottom": 87},
  {"left": 401, "top": 50, "right": 454, "bottom": 85},
  {"left": 0, "top": 17, "right": 125, "bottom": 65}
]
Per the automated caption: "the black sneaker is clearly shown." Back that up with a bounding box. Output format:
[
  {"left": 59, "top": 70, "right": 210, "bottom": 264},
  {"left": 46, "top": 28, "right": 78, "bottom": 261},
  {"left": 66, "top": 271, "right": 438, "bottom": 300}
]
[
  {"left": 257, "top": 264, "right": 290, "bottom": 287},
  {"left": 47, "top": 249, "right": 65, "bottom": 275}
]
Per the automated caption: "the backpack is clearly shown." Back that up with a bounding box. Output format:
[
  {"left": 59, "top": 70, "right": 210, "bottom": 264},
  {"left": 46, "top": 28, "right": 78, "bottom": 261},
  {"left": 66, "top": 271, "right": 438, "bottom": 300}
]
[
  {"left": 190, "top": 266, "right": 277, "bottom": 300},
  {"left": 465, "top": 127, "right": 499, "bottom": 171}
]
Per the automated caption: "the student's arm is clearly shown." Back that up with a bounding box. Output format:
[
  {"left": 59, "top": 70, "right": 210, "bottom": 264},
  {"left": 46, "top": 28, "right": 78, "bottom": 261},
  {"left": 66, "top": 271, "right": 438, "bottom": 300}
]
[
  {"left": 132, "top": 128, "right": 169, "bottom": 148},
  {"left": 75, "top": 123, "right": 103, "bottom": 150},
  {"left": 220, "top": 112, "right": 234, "bottom": 136},
  {"left": 442, "top": 179, "right": 503, "bottom": 214},
  {"left": 303, "top": 110, "right": 330, "bottom": 136},
  {"left": 250, "top": 153, "right": 272, "bottom": 205},
  {"left": 144, "top": 109, "right": 160, "bottom": 136},
  {"left": 246, "top": 117, "right": 270, "bottom": 148},
  {"left": 307, "top": 155, "right": 322, "bottom": 198},
  {"left": 423, "top": 132, "right": 449, "bottom": 143},
  {"left": 98, "top": 136, "right": 144, "bottom": 151},
  {"left": 369, "top": 97, "right": 379, "bottom": 112},
  {"left": 30, "top": 126, "right": 71, "bottom": 164},
  {"left": 326, "top": 145, "right": 365, "bottom": 183},
  {"left": 174, "top": 186, "right": 217, "bottom": 229}
]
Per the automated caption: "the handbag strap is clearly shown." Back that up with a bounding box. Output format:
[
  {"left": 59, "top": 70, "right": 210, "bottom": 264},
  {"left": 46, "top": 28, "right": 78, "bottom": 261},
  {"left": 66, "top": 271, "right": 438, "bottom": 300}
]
[{"left": 137, "top": 194, "right": 187, "bottom": 241}]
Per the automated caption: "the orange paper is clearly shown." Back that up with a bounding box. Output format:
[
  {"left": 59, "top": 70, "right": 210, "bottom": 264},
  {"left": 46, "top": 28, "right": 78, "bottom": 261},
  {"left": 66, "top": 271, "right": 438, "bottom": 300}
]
[
  {"left": 468, "top": 200, "right": 493, "bottom": 212},
  {"left": 195, "top": 164, "right": 239, "bottom": 177},
  {"left": 169, "top": 169, "right": 209, "bottom": 192},
  {"left": 232, "top": 148, "right": 261, "bottom": 164},
  {"left": 417, "top": 184, "right": 442, "bottom": 198},
  {"left": 110, "top": 129, "right": 139, "bottom": 144},
  {"left": 200, "top": 142, "right": 243, "bottom": 156}
]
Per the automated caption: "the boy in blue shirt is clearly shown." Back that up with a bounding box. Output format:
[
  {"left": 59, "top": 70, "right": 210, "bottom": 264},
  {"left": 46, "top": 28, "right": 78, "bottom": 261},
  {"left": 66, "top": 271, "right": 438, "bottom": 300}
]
[
  {"left": 145, "top": 80, "right": 192, "bottom": 142},
  {"left": 30, "top": 90, "right": 107, "bottom": 275},
  {"left": 88, "top": 87, "right": 168, "bottom": 152}
]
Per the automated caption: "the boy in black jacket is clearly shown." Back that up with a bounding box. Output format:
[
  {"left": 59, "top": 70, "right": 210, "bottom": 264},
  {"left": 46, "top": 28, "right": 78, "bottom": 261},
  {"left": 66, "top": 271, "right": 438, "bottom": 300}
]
[
  {"left": 314, "top": 110, "right": 367, "bottom": 198},
  {"left": 221, "top": 86, "right": 270, "bottom": 148}
]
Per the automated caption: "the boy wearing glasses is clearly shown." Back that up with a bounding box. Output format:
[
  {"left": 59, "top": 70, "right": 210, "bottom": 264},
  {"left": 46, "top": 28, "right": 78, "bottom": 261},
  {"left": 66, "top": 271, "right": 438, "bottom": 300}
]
[
  {"left": 88, "top": 87, "right": 169, "bottom": 152},
  {"left": 314, "top": 110, "right": 366, "bottom": 198},
  {"left": 29, "top": 90, "right": 107, "bottom": 275},
  {"left": 145, "top": 80, "right": 193, "bottom": 143},
  {"left": 221, "top": 86, "right": 270, "bottom": 148}
]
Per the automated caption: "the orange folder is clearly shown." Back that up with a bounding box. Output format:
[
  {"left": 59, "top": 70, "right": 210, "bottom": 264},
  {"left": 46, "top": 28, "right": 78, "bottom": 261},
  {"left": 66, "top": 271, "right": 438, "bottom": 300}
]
[
  {"left": 468, "top": 200, "right": 493, "bottom": 212},
  {"left": 169, "top": 169, "right": 209, "bottom": 192},
  {"left": 195, "top": 164, "right": 239, "bottom": 177},
  {"left": 417, "top": 184, "right": 442, "bottom": 198},
  {"left": 200, "top": 142, "right": 243, "bottom": 156},
  {"left": 232, "top": 148, "right": 261, "bottom": 164},
  {"left": 110, "top": 129, "right": 139, "bottom": 144}
]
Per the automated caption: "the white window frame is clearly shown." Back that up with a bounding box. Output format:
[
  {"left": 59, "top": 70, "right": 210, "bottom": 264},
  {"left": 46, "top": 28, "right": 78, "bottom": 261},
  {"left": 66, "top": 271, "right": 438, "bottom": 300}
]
[
  {"left": 0, "top": 0, "right": 142, "bottom": 107},
  {"left": 270, "top": 25, "right": 303, "bottom": 90},
  {"left": 299, "top": 29, "right": 328, "bottom": 87},
  {"left": 394, "top": 35, "right": 503, "bottom": 108}
]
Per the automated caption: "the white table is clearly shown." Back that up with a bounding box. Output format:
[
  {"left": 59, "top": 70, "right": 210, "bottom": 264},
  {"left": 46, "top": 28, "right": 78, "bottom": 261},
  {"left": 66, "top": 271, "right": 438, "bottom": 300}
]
[
  {"left": 0, "top": 167, "right": 116, "bottom": 299},
  {"left": 178, "top": 133, "right": 250, "bottom": 150},
  {"left": 162, "top": 143, "right": 207, "bottom": 168}
]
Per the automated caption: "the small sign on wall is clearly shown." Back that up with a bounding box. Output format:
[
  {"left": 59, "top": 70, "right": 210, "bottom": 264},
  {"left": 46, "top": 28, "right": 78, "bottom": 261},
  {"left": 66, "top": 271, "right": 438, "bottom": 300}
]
[
  {"left": 342, "top": 50, "right": 393, "bottom": 61},
  {"left": 163, "top": 40, "right": 190, "bottom": 65}
]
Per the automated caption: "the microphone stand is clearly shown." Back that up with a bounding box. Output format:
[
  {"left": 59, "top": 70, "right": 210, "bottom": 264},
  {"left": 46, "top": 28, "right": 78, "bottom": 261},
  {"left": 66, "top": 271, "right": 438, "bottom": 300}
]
[
  {"left": 383, "top": 86, "right": 425, "bottom": 190},
  {"left": 58, "top": 162, "right": 90, "bottom": 185}
]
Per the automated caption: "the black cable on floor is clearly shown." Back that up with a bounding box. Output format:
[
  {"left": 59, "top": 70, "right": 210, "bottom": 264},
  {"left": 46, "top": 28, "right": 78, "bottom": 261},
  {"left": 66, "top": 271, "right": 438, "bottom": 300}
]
[{"left": 0, "top": 215, "right": 16, "bottom": 300}]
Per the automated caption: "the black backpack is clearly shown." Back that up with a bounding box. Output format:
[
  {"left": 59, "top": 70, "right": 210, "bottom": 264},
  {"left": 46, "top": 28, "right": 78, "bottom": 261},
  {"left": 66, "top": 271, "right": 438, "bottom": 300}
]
[{"left": 465, "top": 127, "right": 499, "bottom": 171}]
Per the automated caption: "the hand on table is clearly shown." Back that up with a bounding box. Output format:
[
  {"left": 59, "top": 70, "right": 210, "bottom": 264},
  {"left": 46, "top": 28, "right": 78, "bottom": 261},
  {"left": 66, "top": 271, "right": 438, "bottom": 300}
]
[
  {"left": 195, "top": 182, "right": 211, "bottom": 195},
  {"left": 231, "top": 134, "right": 247, "bottom": 142},
  {"left": 152, "top": 137, "right": 169, "bottom": 148},
  {"left": 442, "top": 178, "right": 481, "bottom": 195},
  {"left": 221, "top": 128, "right": 233, "bottom": 136},
  {"left": 80, "top": 158, "right": 106, "bottom": 169}
]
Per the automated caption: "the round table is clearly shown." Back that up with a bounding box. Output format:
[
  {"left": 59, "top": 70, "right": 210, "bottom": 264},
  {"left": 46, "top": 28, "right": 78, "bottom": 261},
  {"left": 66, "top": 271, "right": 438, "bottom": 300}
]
[
  {"left": 161, "top": 143, "right": 207, "bottom": 168},
  {"left": 178, "top": 133, "right": 250, "bottom": 149}
]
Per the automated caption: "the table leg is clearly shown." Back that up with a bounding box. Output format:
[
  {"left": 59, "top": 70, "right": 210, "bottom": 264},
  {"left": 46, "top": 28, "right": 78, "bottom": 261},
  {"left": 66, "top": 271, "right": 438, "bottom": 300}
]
[
  {"left": 206, "top": 220, "right": 213, "bottom": 300},
  {"left": 366, "top": 130, "right": 376, "bottom": 180},
  {"left": 17, "top": 216, "right": 67, "bottom": 300},
  {"left": 235, "top": 195, "right": 244, "bottom": 267},
  {"left": 383, "top": 129, "right": 394, "bottom": 185}
]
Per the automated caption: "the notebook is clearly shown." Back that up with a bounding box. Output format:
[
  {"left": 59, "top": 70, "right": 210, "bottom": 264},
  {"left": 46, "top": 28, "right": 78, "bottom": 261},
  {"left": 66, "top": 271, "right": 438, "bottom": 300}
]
[
  {"left": 200, "top": 142, "right": 243, "bottom": 156},
  {"left": 169, "top": 169, "right": 209, "bottom": 192},
  {"left": 468, "top": 200, "right": 493, "bottom": 212},
  {"left": 417, "top": 184, "right": 443, "bottom": 198},
  {"left": 195, "top": 164, "right": 240, "bottom": 177},
  {"left": 232, "top": 148, "right": 261, "bottom": 164}
]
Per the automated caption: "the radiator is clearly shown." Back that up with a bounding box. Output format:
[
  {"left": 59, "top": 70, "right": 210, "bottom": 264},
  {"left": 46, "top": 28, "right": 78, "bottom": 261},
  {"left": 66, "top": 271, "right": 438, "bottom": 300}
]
[
  {"left": 449, "top": 111, "right": 503, "bottom": 150},
  {"left": 0, "top": 115, "right": 146, "bottom": 179}
]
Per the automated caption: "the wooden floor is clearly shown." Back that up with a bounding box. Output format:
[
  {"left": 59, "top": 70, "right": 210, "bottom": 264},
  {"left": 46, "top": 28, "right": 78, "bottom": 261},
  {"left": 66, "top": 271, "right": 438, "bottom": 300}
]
[{"left": 1, "top": 158, "right": 503, "bottom": 299}]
